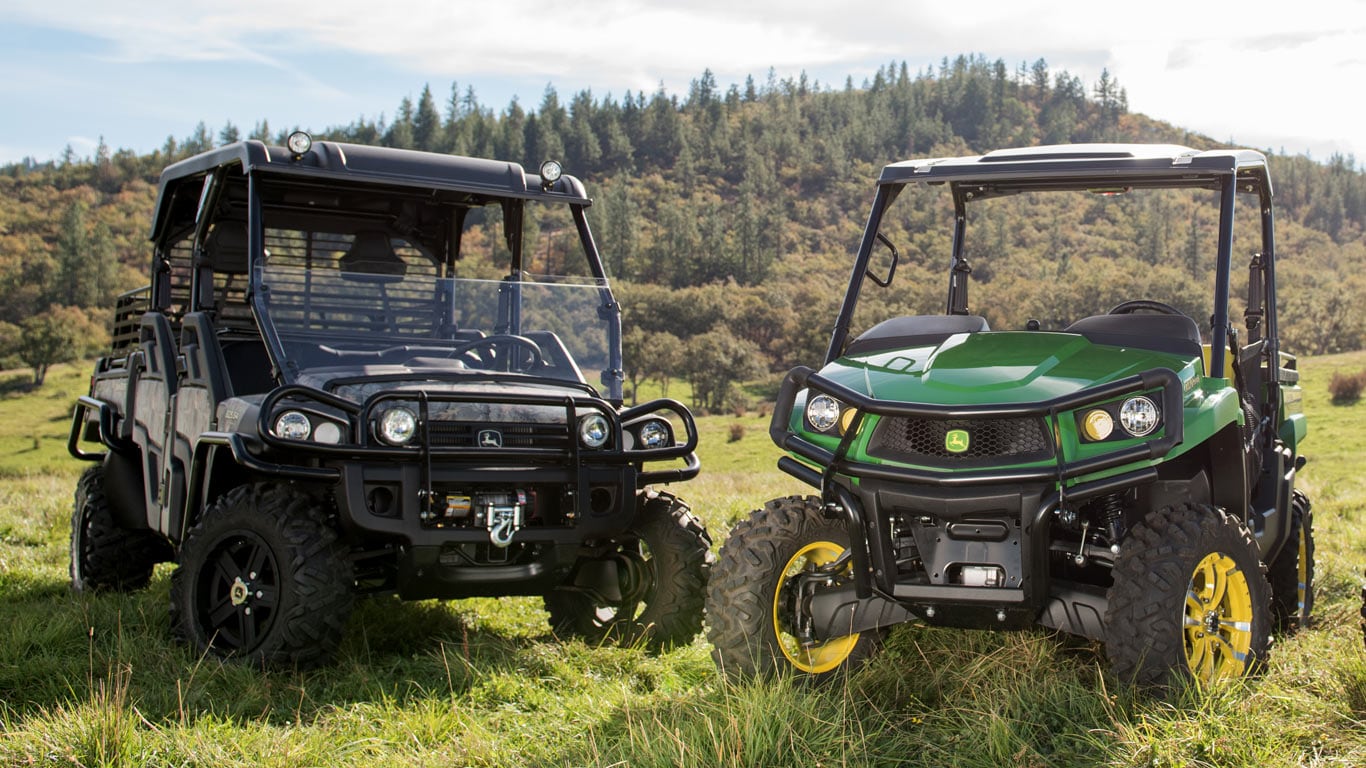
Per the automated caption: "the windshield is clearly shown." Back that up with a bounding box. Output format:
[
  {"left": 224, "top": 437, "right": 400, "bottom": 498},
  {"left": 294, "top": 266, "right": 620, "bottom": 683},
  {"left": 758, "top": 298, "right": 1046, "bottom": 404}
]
[
  {"left": 850, "top": 181, "right": 1258, "bottom": 340},
  {"left": 253, "top": 218, "right": 614, "bottom": 396}
]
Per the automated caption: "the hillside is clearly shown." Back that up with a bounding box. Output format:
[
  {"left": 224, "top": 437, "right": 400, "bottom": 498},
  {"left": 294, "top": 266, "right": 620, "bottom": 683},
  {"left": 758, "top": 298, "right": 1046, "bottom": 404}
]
[{"left": 3, "top": 55, "right": 1366, "bottom": 396}]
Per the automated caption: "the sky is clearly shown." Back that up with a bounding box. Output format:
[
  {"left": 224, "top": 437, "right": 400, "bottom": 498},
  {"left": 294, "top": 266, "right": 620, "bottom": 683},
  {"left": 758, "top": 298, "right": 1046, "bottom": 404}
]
[{"left": 1, "top": 0, "right": 1363, "bottom": 167}]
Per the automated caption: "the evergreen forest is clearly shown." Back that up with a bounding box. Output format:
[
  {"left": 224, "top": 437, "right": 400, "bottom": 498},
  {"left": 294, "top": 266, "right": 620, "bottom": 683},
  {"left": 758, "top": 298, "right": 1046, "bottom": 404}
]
[{"left": 3, "top": 54, "right": 1364, "bottom": 408}]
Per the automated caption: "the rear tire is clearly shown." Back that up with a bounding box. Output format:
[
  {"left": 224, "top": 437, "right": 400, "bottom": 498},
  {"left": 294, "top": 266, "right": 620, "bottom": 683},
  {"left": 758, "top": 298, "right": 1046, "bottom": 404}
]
[
  {"left": 70, "top": 465, "right": 169, "bottom": 593},
  {"left": 544, "top": 491, "right": 711, "bottom": 651},
  {"left": 169, "top": 483, "right": 353, "bottom": 668},
  {"left": 706, "top": 495, "right": 881, "bottom": 682},
  {"left": 1268, "top": 490, "right": 1314, "bottom": 633},
  {"left": 1106, "top": 503, "right": 1271, "bottom": 689}
]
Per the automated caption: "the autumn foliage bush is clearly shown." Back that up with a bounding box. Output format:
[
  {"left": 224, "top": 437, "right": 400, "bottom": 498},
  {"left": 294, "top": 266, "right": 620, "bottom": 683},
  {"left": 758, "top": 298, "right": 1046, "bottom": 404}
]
[{"left": 1328, "top": 369, "right": 1366, "bottom": 404}]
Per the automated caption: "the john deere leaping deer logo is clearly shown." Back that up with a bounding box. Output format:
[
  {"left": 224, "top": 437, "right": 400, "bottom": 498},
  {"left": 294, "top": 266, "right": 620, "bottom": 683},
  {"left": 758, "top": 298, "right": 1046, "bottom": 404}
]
[{"left": 945, "top": 429, "right": 970, "bottom": 454}]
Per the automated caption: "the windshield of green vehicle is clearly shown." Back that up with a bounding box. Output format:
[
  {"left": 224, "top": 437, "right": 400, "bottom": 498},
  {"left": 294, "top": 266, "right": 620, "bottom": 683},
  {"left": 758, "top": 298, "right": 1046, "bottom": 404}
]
[{"left": 853, "top": 183, "right": 1259, "bottom": 340}]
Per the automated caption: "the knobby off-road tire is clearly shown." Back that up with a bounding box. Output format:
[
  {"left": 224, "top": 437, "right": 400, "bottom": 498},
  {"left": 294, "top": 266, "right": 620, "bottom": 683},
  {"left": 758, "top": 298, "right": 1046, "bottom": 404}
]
[
  {"left": 169, "top": 483, "right": 353, "bottom": 668},
  {"left": 707, "top": 495, "right": 881, "bottom": 682},
  {"left": 544, "top": 490, "right": 712, "bottom": 651},
  {"left": 70, "top": 465, "right": 169, "bottom": 593},
  {"left": 1267, "top": 490, "right": 1314, "bottom": 633},
  {"left": 1105, "top": 503, "right": 1271, "bottom": 689}
]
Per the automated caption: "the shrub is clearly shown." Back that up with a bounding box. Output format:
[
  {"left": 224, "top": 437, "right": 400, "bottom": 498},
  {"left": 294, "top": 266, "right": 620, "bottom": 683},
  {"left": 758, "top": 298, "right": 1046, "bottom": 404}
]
[
  {"left": 726, "top": 418, "right": 748, "bottom": 442},
  {"left": 1328, "top": 369, "right": 1366, "bottom": 404}
]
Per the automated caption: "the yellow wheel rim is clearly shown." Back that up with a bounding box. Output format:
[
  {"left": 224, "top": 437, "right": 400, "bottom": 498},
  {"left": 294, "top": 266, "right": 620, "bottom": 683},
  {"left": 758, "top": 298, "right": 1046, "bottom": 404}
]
[
  {"left": 772, "top": 540, "right": 860, "bottom": 674},
  {"left": 1183, "top": 551, "right": 1254, "bottom": 682}
]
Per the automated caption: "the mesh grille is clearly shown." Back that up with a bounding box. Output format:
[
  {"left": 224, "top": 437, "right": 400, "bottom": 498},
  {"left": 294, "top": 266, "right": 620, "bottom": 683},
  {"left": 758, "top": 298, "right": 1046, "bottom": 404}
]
[
  {"left": 426, "top": 421, "right": 570, "bottom": 449},
  {"left": 867, "top": 416, "right": 1052, "bottom": 466}
]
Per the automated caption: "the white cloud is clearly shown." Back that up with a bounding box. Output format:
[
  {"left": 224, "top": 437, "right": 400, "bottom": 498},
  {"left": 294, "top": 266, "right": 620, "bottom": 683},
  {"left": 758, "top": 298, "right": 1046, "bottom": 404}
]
[{"left": 2, "top": 0, "right": 1363, "bottom": 161}]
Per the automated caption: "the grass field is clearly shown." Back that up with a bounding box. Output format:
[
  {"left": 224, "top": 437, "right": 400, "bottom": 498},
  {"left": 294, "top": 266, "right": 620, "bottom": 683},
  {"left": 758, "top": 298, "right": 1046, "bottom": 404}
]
[{"left": 1, "top": 359, "right": 1363, "bottom": 767}]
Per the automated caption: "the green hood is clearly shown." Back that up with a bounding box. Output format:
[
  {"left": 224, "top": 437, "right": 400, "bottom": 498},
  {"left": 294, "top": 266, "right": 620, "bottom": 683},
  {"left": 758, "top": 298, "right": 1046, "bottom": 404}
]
[{"left": 822, "top": 331, "right": 1194, "bottom": 406}]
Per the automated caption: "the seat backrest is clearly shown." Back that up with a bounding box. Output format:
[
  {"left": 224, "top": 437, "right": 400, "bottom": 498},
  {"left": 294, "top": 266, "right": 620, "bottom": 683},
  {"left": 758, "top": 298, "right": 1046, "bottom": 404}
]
[
  {"left": 1065, "top": 314, "right": 1202, "bottom": 358},
  {"left": 340, "top": 231, "right": 407, "bottom": 280},
  {"left": 204, "top": 221, "right": 250, "bottom": 274}
]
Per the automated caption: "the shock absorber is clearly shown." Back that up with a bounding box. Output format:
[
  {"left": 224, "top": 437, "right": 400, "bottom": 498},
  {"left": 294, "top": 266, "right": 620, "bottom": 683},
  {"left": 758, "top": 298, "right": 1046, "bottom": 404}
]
[{"left": 1097, "top": 492, "right": 1125, "bottom": 549}]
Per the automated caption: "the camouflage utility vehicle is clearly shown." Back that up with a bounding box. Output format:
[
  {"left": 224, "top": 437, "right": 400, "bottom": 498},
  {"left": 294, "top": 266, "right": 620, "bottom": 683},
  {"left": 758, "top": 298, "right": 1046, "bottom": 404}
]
[
  {"left": 708, "top": 144, "right": 1312, "bottom": 688},
  {"left": 69, "top": 133, "right": 710, "bottom": 666}
]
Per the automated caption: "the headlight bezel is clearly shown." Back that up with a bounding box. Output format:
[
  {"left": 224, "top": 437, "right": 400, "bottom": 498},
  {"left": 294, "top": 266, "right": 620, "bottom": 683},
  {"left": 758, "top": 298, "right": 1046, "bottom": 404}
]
[
  {"left": 273, "top": 410, "right": 312, "bottom": 441},
  {"left": 378, "top": 406, "right": 419, "bottom": 446},
  {"left": 578, "top": 412, "right": 611, "bottom": 449},
  {"left": 805, "top": 394, "right": 844, "bottom": 433},
  {"left": 635, "top": 418, "right": 673, "bottom": 449},
  {"left": 1118, "top": 395, "right": 1161, "bottom": 437}
]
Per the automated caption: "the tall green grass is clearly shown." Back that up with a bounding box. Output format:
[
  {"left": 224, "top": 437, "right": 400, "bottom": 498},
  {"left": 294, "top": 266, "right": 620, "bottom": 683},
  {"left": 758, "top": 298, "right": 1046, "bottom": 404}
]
[{"left": 1, "top": 360, "right": 1363, "bottom": 767}]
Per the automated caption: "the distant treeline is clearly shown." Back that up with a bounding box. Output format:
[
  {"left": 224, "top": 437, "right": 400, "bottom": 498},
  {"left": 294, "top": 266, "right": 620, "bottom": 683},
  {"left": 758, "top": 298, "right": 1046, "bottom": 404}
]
[{"left": 3, "top": 54, "right": 1363, "bottom": 402}]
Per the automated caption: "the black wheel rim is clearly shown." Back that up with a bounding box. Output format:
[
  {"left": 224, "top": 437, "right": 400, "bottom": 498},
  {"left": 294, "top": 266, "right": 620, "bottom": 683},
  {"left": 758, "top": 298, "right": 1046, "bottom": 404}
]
[{"left": 195, "top": 531, "right": 280, "bottom": 653}]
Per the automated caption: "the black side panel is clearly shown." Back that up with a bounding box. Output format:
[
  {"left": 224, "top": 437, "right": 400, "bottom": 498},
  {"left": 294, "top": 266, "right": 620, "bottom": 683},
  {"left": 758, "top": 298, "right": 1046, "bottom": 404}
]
[
  {"left": 102, "top": 449, "right": 148, "bottom": 530},
  {"left": 131, "top": 313, "right": 179, "bottom": 527}
]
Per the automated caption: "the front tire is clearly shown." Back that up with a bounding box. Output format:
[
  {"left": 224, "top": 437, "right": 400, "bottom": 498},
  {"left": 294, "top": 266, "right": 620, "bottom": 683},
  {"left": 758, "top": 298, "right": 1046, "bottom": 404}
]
[
  {"left": 706, "top": 495, "right": 880, "bottom": 681},
  {"left": 70, "top": 465, "right": 169, "bottom": 593},
  {"left": 169, "top": 483, "right": 353, "bottom": 668},
  {"left": 1268, "top": 490, "right": 1314, "bottom": 633},
  {"left": 1106, "top": 503, "right": 1271, "bottom": 689},
  {"left": 544, "top": 490, "right": 711, "bottom": 651}
]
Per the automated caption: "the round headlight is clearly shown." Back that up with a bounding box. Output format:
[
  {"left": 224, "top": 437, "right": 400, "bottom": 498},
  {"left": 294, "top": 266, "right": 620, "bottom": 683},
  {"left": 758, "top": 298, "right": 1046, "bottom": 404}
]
[
  {"left": 313, "top": 421, "right": 343, "bottom": 444},
  {"left": 274, "top": 410, "right": 311, "bottom": 440},
  {"left": 638, "top": 419, "right": 671, "bottom": 449},
  {"left": 286, "top": 130, "right": 312, "bottom": 155},
  {"left": 1081, "top": 409, "right": 1114, "bottom": 441},
  {"left": 379, "top": 407, "right": 418, "bottom": 445},
  {"left": 806, "top": 394, "right": 841, "bottom": 432},
  {"left": 579, "top": 413, "right": 610, "bottom": 448},
  {"left": 1119, "top": 396, "right": 1160, "bottom": 437},
  {"left": 539, "top": 159, "right": 563, "bottom": 184}
]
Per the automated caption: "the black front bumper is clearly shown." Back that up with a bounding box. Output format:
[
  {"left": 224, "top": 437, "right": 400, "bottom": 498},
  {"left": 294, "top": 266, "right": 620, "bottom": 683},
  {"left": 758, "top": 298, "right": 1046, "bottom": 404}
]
[
  {"left": 197, "top": 385, "right": 700, "bottom": 596},
  {"left": 770, "top": 365, "right": 1182, "bottom": 632}
]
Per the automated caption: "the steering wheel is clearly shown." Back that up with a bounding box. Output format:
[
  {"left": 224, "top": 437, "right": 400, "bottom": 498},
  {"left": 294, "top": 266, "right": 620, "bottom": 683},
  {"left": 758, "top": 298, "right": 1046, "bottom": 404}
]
[
  {"left": 1107, "top": 300, "right": 1184, "bottom": 316},
  {"left": 448, "top": 334, "right": 544, "bottom": 372}
]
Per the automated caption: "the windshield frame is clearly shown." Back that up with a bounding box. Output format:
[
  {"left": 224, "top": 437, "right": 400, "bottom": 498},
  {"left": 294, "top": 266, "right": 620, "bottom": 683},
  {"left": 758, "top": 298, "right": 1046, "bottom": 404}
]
[
  {"left": 826, "top": 156, "right": 1276, "bottom": 382},
  {"left": 233, "top": 170, "right": 625, "bottom": 402}
]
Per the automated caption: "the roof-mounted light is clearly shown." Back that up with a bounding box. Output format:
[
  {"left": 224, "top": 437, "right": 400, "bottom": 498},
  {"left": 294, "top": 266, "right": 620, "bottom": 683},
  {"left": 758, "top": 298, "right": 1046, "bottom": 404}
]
[
  {"left": 539, "top": 160, "right": 562, "bottom": 189},
  {"left": 286, "top": 131, "right": 313, "bottom": 158}
]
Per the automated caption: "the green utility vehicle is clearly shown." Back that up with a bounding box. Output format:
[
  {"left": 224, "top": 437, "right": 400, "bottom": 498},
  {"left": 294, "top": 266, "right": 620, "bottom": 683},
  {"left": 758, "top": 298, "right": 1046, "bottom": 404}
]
[
  {"left": 708, "top": 144, "right": 1312, "bottom": 688},
  {"left": 69, "top": 133, "right": 710, "bottom": 667}
]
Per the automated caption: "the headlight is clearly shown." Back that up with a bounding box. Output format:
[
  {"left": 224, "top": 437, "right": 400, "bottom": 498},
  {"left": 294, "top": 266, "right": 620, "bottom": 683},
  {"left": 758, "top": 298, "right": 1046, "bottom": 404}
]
[
  {"left": 379, "top": 407, "right": 418, "bottom": 445},
  {"left": 313, "top": 421, "right": 343, "bottom": 444},
  {"left": 1119, "top": 396, "right": 1160, "bottom": 437},
  {"left": 1080, "top": 409, "right": 1114, "bottom": 441},
  {"left": 637, "top": 419, "right": 672, "bottom": 449},
  {"left": 286, "top": 130, "right": 312, "bottom": 155},
  {"left": 806, "top": 394, "right": 842, "bottom": 432},
  {"left": 579, "top": 413, "right": 610, "bottom": 448},
  {"left": 273, "top": 410, "right": 311, "bottom": 440}
]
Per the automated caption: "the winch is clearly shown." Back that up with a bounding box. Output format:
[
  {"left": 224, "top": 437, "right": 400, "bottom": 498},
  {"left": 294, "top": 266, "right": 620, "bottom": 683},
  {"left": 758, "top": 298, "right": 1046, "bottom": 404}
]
[{"left": 429, "top": 489, "right": 528, "bottom": 547}]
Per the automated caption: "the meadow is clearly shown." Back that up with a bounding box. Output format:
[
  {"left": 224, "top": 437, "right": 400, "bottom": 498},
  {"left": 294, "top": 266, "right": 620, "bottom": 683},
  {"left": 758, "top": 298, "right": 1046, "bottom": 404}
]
[{"left": 0, "top": 357, "right": 1362, "bottom": 767}]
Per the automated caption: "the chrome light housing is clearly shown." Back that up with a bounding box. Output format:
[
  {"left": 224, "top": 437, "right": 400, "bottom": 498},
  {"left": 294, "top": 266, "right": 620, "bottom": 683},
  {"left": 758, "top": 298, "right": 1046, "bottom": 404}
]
[
  {"left": 286, "top": 130, "right": 312, "bottom": 156},
  {"left": 379, "top": 406, "right": 418, "bottom": 445},
  {"left": 579, "top": 413, "right": 611, "bottom": 448},
  {"left": 1119, "top": 396, "right": 1160, "bottom": 437},
  {"left": 637, "top": 418, "right": 672, "bottom": 449},
  {"left": 806, "top": 394, "right": 842, "bottom": 433},
  {"left": 273, "top": 410, "right": 311, "bottom": 441},
  {"left": 539, "top": 159, "right": 563, "bottom": 186}
]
